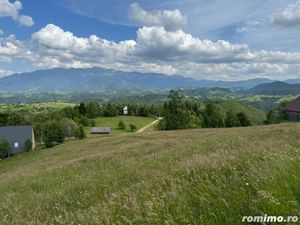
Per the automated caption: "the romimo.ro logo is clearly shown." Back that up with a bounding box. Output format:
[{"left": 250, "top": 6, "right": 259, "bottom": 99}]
[{"left": 242, "top": 215, "right": 299, "bottom": 223}]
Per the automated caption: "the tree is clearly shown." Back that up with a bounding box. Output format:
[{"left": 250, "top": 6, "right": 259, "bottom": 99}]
[
  {"left": 63, "top": 119, "right": 78, "bottom": 138},
  {"left": 43, "top": 121, "right": 65, "bottom": 148},
  {"left": 104, "top": 103, "right": 118, "bottom": 117},
  {"left": 7, "top": 114, "right": 29, "bottom": 126},
  {"left": 225, "top": 111, "right": 240, "bottom": 128},
  {"left": 0, "top": 139, "right": 10, "bottom": 159},
  {"left": 118, "top": 120, "right": 126, "bottom": 130},
  {"left": 86, "top": 101, "right": 101, "bottom": 118},
  {"left": 33, "top": 123, "right": 44, "bottom": 143},
  {"left": 76, "top": 116, "right": 90, "bottom": 126},
  {"left": 78, "top": 103, "right": 86, "bottom": 115},
  {"left": 0, "top": 113, "right": 9, "bottom": 126},
  {"left": 203, "top": 102, "right": 225, "bottom": 128},
  {"left": 25, "top": 139, "right": 32, "bottom": 152},
  {"left": 129, "top": 124, "right": 137, "bottom": 132},
  {"left": 237, "top": 112, "right": 251, "bottom": 127},
  {"left": 265, "top": 110, "right": 281, "bottom": 124},
  {"left": 158, "top": 90, "right": 197, "bottom": 130},
  {"left": 75, "top": 126, "right": 86, "bottom": 140}
]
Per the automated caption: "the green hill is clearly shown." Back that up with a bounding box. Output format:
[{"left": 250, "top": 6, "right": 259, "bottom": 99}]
[{"left": 0, "top": 124, "right": 300, "bottom": 224}]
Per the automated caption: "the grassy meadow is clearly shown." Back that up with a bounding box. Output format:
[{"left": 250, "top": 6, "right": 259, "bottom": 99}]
[
  {"left": 85, "top": 116, "right": 156, "bottom": 135},
  {"left": 0, "top": 102, "right": 75, "bottom": 114},
  {"left": 0, "top": 123, "right": 300, "bottom": 224}
]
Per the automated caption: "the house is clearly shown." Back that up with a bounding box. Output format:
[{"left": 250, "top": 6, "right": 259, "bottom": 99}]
[
  {"left": 123, "top": 106, "right": 128, "bottom": 116},
  {"left": 284, "top": 96, "right": 300, "bottom": 121},
  {"left": 90, "top": 127, "right": 112, "bottom": 135},
  {"left": 0, "top": 126, "right": 35, "bottom": 154}
]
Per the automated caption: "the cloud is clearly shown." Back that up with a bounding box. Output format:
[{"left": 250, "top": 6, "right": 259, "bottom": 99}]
[
  {"left": 0, "top": 0, "right": 34, "bottom": 26},
  {"left": 129, "top": 3, "right": 187, "bottom": 31},
  {"left": 236, "top": 21, "right": 262, "bottom": 33},
  {"left": 1, "top": 20, "right": 300, "bottom": 81},
  {"left": 270, "top": 1, "right": 300, "bottom": 27},
  {"left": 32, "top": 24, "right": 136, "bottom": 60},
  {"left": 27, "top": 24, "right": 300, "bottom": 80},
  {"left": 135, "top": 26, "right": 254, "bottom": 63},
  {"left": 18, "top": 15, "right": 34, "bottom": 27},
  {"left": 0, "top": 69, "right": 13, "bottom": 77},
  {"left": 0, "top": 34, "right": 30, "bottom": 62}
]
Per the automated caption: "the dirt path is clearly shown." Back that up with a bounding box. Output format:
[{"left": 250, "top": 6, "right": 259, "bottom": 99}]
[{"left": 136, "top": 117, "right": 163, "bottom": 133}]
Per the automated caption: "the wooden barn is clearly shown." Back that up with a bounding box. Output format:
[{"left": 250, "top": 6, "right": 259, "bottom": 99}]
[
  {"left": 284, "top": 96, "right": 300, "bottom": 121},
  {"left": 0, "top": 126, "right": 35, "bottom": 154},
  {"left": 90, "top": 127, "right": 112, "bottom": 135}
]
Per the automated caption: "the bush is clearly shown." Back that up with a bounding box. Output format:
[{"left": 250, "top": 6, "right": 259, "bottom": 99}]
[
  {"left": 118, "top": 120, "right": 126, "bottom": 130},
  {"left": 129, "top": 124, "right": 137, "bottom": 132},
  {"left": 63, "top": 119, "right": 78, "bottom": 137},
  {"left": 90, "top": 119, "right": 96, "bottom": 127},
  {"left": 25, "top": 139, "right": 32, "bottom": 152},
  {"left": 75, "top": 126, "right": 86, "bottom": 140},
  {"left": 0, "top": 139, "right": 10, "bottom": 159},
  {"left": 43, "top": 121, "right": 65, "bottom": 148},
  {"left": 77, "top": 116, "right": 90, "bottom": 126}
]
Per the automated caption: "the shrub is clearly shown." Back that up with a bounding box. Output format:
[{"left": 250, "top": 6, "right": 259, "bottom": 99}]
[
  {"left": 75, "top": 126, "right": 86, "bottom": 140},
  {"left": 129, "top": 124, "right": 137, "bottom": 132},
  {"left": 63, "top": 119, "right": 78, "bottom": 137},
  {"left": 0, "top": 139, "right": 10, "bottom": 159},
  {"left": 43, "top": 121, "right": 65, "bottom": 148},
  {"left": 25, "top": 139, "right": 33, "bottom": 152},
  {"left": 90, "top": 119, "right": 96, "bottom": 127},
  {"left": 118, "top": 120, "right": 126, "bottom": 130}
]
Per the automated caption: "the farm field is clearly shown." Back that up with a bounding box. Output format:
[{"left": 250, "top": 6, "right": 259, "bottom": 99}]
[
  {"left": 85, "top": 116, "right": 156, "bottom": 135},
  {"left": 0, "top": 123, "right": 299, "bottom": 224}
]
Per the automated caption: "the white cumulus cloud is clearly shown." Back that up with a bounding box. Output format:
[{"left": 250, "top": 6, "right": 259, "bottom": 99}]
[
  {"left": 2, "top": 16, "right": 300, "bottom": 81},
  {"left": 28, "top": 24, "right": 300, "bottom": 80},
  {"left": 129, "top": 3, "right": 187, "bottom": 31},
  {"left": 270, "top": 1, "right": 300, "bottom": 27},
  {"left": 0, "top": 0, "right": 34, "bottom": 26}
]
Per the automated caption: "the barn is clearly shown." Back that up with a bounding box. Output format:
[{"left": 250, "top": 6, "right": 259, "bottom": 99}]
[
  {"left": 90, "top": 127, "right": 112, "bottom": 135},
  {"left": 0, "top": 126, "right": 35, "bottom": 154},
  {"left": 284, "top": 96, "right": 300, "bottom": 121}
]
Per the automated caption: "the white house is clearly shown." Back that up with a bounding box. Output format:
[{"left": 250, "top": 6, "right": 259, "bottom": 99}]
[{"left": 123, "top": 106, "right": 128, "bottom": 115}]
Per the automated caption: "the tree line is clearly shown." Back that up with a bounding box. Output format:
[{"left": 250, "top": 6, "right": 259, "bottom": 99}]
[
  {"left": 0, "top": 102, "right": 163, "bottom": 149},
  {"left": 157, "top": 90, "right": 254, "bottom": 131},
  {"left": 0, "top": 92, "right": 273, "bottom": 148}
]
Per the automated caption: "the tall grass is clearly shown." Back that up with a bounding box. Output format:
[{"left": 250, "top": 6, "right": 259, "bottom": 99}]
[{"left": 0, "top": 123, "right": 299, "bottom": 224}]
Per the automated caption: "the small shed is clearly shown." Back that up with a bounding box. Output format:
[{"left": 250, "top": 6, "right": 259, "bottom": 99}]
[
  {"left": 90, "top": 127, "right": 112, "bottom": 135},
  {"left": 123, "top": 106, "right": 128, "bottom": 116},
  {"left": 284, "top": 96, "right": 300, "bottom": 121},
  {"left": 0, "top": 126, "right": 35, "bottom": 154}
]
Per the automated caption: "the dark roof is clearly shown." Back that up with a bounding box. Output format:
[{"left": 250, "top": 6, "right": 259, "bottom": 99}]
[
  {"left": 0, "top": 126, "right": 33, "bottom": 154},
  {"left": 285, "top": 96, "right": 300, "bottom": 112},
  {"left": 90, "top": 127, "right": 111, "bottom": 134}
]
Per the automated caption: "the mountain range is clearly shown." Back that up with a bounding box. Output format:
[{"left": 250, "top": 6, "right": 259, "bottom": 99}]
[{"left": 0, "top": 67, "right": 298, "bottom": 93}]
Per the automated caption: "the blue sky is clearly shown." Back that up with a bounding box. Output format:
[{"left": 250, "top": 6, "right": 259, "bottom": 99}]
[{"left": 0, "top": 0, "right": 300, "bottom": 80}]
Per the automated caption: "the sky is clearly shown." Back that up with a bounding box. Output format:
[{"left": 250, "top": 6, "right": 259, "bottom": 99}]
[{"left": 0, "top": 0, "right": 300, "bottom": 81}]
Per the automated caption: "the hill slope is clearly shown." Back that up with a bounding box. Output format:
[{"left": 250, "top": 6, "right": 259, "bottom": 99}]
[
  {"left": 0, "top": 67, "right": 272, "bottom": 92},
  {"left": 0, "top": 124, "right": 300, "bottom": 224},
  {"left": 245, "top": 81, "right": 300, "bottom": 95}
]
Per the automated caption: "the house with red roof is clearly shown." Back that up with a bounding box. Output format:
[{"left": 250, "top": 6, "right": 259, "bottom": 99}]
[{"left": 285, "top": 97, "right": 300, "bottom": 121}]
